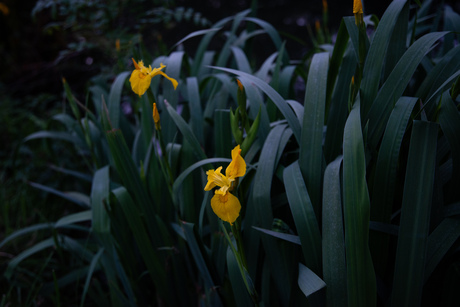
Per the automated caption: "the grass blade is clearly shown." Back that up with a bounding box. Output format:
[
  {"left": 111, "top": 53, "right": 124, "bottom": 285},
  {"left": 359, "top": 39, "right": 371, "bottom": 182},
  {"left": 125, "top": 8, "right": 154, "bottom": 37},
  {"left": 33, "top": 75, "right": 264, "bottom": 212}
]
[
  {"left": 342, "top": 99, "right": 376, "bottom": 307},
  {"left": 298, "top": 263, "right": 326, "bottom": 298},
  {"left": 186, "top": 77, "right": 204, "bottom": 145},
  {"left": 91, "top": 166, "right": 110, "bottom": 237},
  {"left": 424, "top": 217, "right": 460, "bottom": 282},
  {"left": 324, "top": 46, "right": 356, "bottom": 163},
  {"left": 366, "top": 31, "right": 448, "bottom": 148},
  {"left": 322, "top": 156, "right": 347, "bottom": 307},
  {"left": 390, "top": 120, "right": 438, "bottom": 307},
  {"left": 0, "top": 223, "right": 53, "bottom": 249},
  {"left": 211, "top": 66, "right": 302, "bottom": 144},
  {"left": 165, "top": 101, "right": 208, "bottom": 161},
  {"left": 55, "top": 210, "right": 92, "bottom": 228},
  {"left": 80, "top": 247, "right": 104, "bottom": 307},
  {"left": 111, "top": 187, "right": 167, "bottom": 295},
  {"left": 283, "top": 161, "right": 322, "bottom": 274},
  {"left": 370, "top": 97, "right": 417, "bottom": 274},
  {"left": 299, "top": 52, "right": 329, "bottom": 216},
  {"left": 227, "top": 246, "right": 253, "bottom": 307},
  {"left": 108, "top": 71, "right": 130, "bottom": 129},
  {"left": 439, "top": 93, "right": 460, "bottom": 194},
  {"left": 360, "top": 0, "right": 408, "bottom": 117}
]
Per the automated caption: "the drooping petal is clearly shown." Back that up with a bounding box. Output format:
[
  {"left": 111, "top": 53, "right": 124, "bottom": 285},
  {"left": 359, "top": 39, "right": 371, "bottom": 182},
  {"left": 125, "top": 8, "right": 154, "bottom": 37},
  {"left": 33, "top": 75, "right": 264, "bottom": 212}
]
[
  {"left": 210, "top": 192, "right": 241, "bottom": 225},
  {"left": 157, "top": 71, "right": 179, "bottom": 90},
  {"left": 129, "top": 69, "right": 153, "bottom": 96},
  {"left": 226, "top": 145, "right": 246, "bottom": 179},
  {"left": 151, "top": 64, "right": 178, "bottom": 90}
]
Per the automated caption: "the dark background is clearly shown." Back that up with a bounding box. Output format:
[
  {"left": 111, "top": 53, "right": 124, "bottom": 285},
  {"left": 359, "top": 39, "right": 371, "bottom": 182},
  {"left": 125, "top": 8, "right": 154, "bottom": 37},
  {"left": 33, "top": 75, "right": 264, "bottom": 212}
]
[{"left": 3, "top": 0, "right": 458, "bottom": 100}]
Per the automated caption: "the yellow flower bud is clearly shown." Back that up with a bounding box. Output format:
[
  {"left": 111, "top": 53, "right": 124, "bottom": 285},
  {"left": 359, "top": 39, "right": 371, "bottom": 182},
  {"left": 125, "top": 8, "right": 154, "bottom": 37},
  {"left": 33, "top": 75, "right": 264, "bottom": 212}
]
[
  {"left": 153, "top": 103, "right": 161, "bottom": 130},
  {"left": 353, "top": 0, "right": 363, "bottom": 14}
]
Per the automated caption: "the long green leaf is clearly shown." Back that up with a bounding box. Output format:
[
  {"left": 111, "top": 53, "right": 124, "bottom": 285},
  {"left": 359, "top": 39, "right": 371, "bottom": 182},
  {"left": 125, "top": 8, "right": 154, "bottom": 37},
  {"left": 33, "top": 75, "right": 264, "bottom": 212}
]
[
  {"left": 298, "top": 263, "right": 327, "bottom": 298},
  {"left": 283, "top": 161, "right": 322, "bottom": 275},
  {"left": 324, "top": 46, "right": 356, "bottom": 163},
  {"left": 383, "top": 0, "right": 409, "bottom": 82},
  {"left": 424, "top": 217, "right": 460, "bottom": 282},
  {"left": 165, "top": 101, "right": 208, "bottom": 162},
  {"left": 366, "top": 31, "right": 448, "bottom": 149},
  {"left": 173, "top": 27, "right": 221, "bottom": 49},
  {"left": 186, "top": 77, "right": 204, "bottom": 145},
  {"left": 91, "top": 166, "right": 110, "bottom": 236},
  {"left": 439, "top": 93, "right": 460, "bottom": 193},
  {"left": 370, "top": 97, "right": 417, "bottom": 274},
  {"left": 108, "top": 71, "right": 130, "bottom": 129},
  {"left": 80, "top": 247, "right": 104, "bottom": 307},
  {"left": 28, "top": 181, "right": 90, "bottom": 208},
  {"left": 111, "top": 187, "right": 167, "bottom": 295},
  {"left": 24, "top": 131, "right": 86, "bottom": 148},
  {"left": 231, "top": 46, "right": 252, "bottom": 73},
  {"left": 417, "top": 45, "right": 460, "bottom": 116},
  {"left": 210, "top": 66, "right": 302, "bottom": 144},
  {"left": 182, "top": 222, "right": 223, "bottom": 305},
  {"left": 360, "top": 0, "right": 408, "bottom": 117},
  {"left": 326, "top": 19, "right": 350, "bottom": 115},
  {"left": 227, "top": 246, "right": 253, "bottom": 307},
  {"left": 390, "top": 120, "right": 438, "bottom": 307},
  {"left": 55, "top": 210, "right": 92, "bottom": 228},
  {"left": 252, "top": 226, "right": 301, "bottom": 245},
  {"left": 342, "top": 99, "right": 376, "bottom": 307},
  {"left": 251, "top": 124, "right": 291, "bottom": 305},
  {"left": 299, "top": 52, "right": 329, "bottom": 217},
  {"left": 0, "top": 223, "right": 53, "bottom": 249},
  {"left": 322, "top": 156, "right": 347, "bottom": 307},
  {"left": 5, "top": 237, "right": 55, "bottom": 279}
]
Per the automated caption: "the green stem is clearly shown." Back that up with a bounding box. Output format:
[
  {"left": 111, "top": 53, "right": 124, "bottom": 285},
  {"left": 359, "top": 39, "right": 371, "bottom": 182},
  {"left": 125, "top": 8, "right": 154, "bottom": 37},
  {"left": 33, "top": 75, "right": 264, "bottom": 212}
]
[
  {"left": 157, "top": 129, "right": 174, "bottom": 188},
  {"left": 221, "top": 221, "right": 259, "bottom": 305},
  {"left": 232, "top": 220, "right": 248, "bottom": 270},
  {"left": 146, "top": 89, "right": 174, "bottom": 194}
]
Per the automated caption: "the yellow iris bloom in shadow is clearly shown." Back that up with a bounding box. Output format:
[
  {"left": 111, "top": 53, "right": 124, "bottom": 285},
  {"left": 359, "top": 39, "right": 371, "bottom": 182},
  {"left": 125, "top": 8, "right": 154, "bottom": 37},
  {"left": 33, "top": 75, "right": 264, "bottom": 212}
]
[
  {"left": 204, "top": 145, "right": 246, "bottom": 225},
  {"left": 129, "top": 58, "right": 178, "bottom": 96}
]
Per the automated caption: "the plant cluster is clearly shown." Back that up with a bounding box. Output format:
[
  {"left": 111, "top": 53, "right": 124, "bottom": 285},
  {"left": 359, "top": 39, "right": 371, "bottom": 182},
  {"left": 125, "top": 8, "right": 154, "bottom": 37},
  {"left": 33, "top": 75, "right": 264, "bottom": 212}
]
[{"left": 2, "top": 0, "right": 460, "bottom": 306}]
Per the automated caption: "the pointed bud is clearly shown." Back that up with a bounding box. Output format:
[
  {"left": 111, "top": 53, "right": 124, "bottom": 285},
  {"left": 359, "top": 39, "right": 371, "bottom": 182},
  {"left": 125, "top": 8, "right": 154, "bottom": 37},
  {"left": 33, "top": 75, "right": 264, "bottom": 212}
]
[
  {"left": 153, "top": 103, "right": 161, "bottom": 130},
  {"left": 353, "top": 0, "right": 364, "bottom": 26}
]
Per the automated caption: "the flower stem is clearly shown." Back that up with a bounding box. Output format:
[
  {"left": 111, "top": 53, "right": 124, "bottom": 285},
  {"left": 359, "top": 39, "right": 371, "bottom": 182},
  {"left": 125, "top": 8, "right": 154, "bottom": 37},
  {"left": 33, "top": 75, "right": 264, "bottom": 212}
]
[{"left": 221, "top": 221, "right": 259, "bottom": 305}]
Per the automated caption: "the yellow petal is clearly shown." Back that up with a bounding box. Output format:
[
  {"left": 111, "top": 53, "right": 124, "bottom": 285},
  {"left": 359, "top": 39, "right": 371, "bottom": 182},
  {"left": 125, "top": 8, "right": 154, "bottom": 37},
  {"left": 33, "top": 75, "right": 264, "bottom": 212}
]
[
  {"left": 211, "top": 193, "right": 241, "bottom": 225},
  {"left": 158, "top": 71, "right": 179, "bottom": 90},
  {"left": 129, "top": 69, "right": 152, "bottom": 96},
  {"left": 204, "top": 166, "right": 233, "bottom": 192},
  {"left": 226, "top": 145, "right": 246, "bottom": 179},
  {"left": 150, "top": 63, "right": 178, "bottom": 90},
  {"left": 353, "top": 0, "right": 363, "bottom": 14},
  {"left": 132, "top": 58, "right": 140, "bottom": 70}
]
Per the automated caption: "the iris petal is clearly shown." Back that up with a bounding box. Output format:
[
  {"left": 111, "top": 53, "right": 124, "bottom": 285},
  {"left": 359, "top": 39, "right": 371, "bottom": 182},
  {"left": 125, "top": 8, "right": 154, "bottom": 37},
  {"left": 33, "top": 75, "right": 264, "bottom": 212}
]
[{"left": 210, "top": 193, "right": 241, "bottom": 225}]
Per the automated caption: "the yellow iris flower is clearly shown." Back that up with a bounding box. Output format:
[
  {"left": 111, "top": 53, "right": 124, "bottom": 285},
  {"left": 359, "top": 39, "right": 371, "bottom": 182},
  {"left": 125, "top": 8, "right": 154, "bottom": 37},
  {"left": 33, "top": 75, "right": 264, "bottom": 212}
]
[
  {"left": 204, "top": 145, "right": 246, "bottom": 224},
  {"left": 129, "top": 58, "right": 178, "bottom": 96}
]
